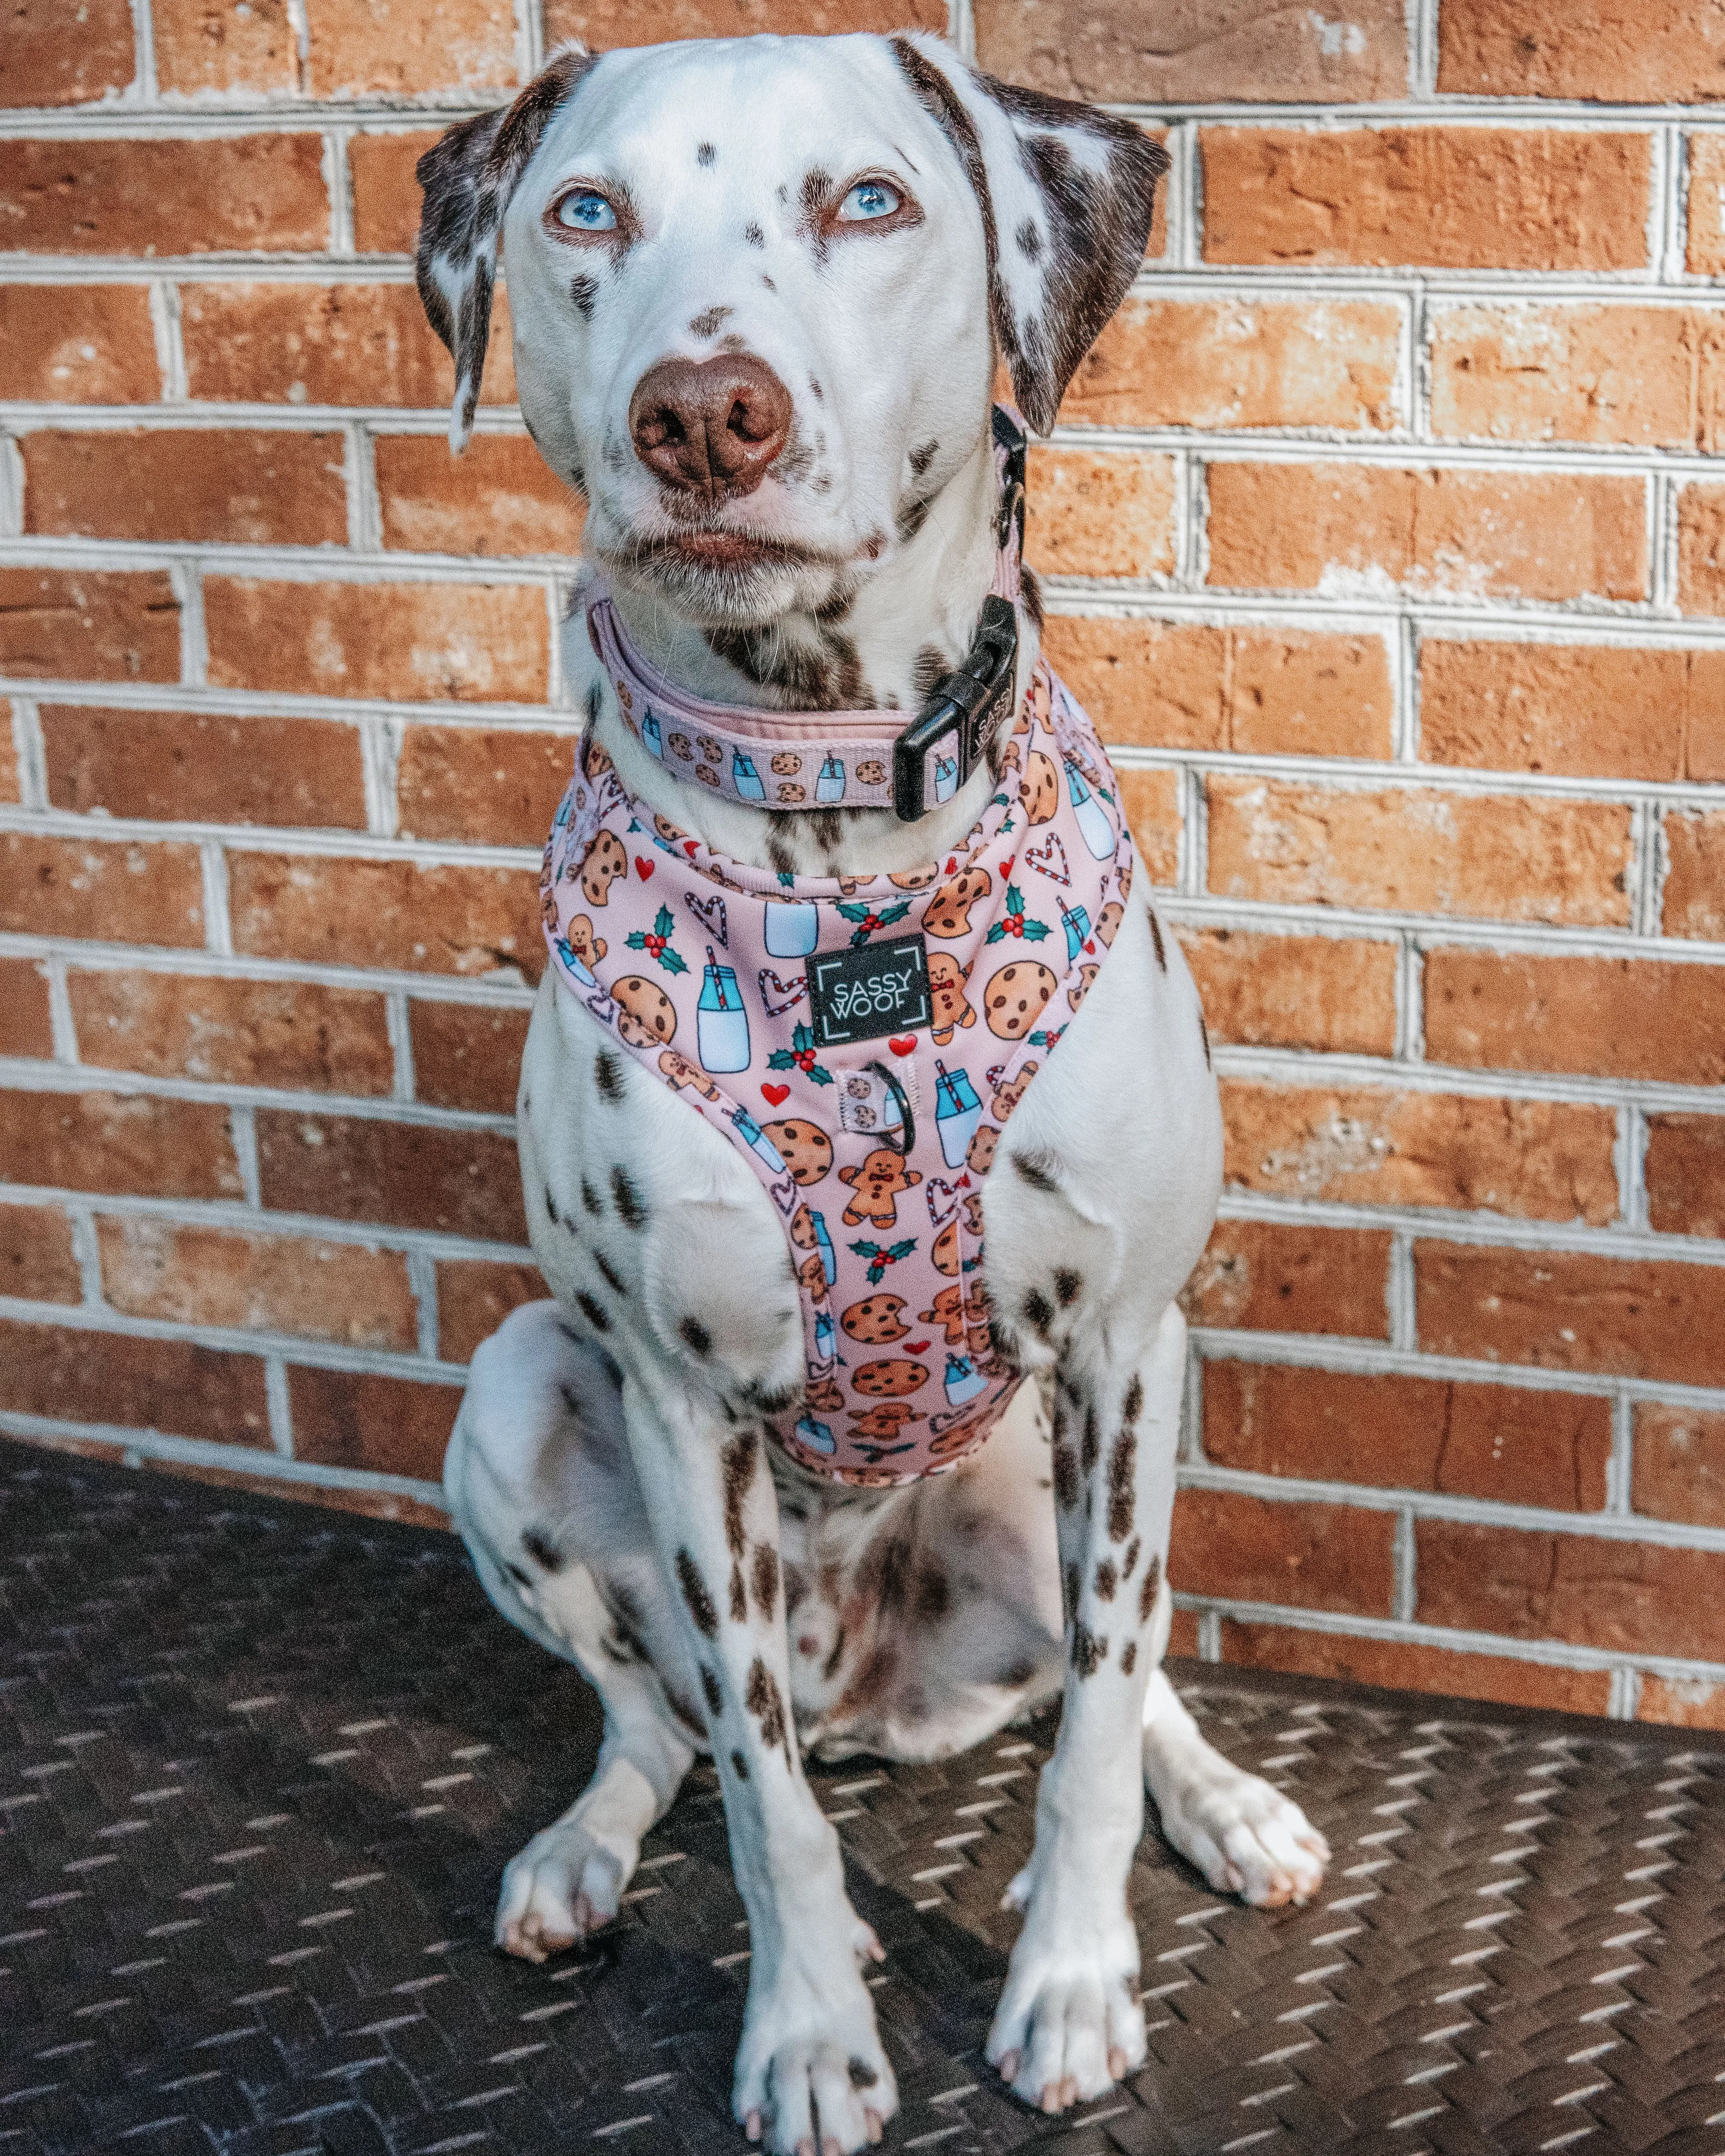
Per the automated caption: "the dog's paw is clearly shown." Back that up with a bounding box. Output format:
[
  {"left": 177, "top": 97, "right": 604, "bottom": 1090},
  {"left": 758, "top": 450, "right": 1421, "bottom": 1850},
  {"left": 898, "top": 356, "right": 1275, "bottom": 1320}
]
[
  {"left": 733, "top": 1933, "right": 897, "bottom": 2155},
  {"left": 494, "top": 1812, "right": 634, "bottom": 1962},
  {"left": 985, "top": 1902, "right": 1145, "bottom": 2114},
  {"left": 1155, "top": 1763, "right": 1329, "bottom": 1908}
]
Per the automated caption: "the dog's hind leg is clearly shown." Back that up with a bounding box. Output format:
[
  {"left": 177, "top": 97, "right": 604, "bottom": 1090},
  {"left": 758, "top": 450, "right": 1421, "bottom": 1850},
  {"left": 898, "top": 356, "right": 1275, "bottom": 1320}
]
[
  {"left": 1138, "top": 1576, "right": 1329, "bottom": 1907},
  {"left": 444, "top": 1300, "right": 700, "bottom": 1961}
]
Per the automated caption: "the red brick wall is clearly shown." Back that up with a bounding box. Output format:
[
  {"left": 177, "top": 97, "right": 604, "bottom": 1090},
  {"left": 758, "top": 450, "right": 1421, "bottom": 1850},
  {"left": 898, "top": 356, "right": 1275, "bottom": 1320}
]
[{"left": 4, "top": 0, "right": 1725, "bottom": 1726}]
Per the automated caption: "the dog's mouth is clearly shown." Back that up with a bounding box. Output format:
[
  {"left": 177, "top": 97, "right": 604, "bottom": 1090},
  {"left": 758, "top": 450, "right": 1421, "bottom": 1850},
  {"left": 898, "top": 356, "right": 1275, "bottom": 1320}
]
[{"left": 618, "top": 528, "right": 832, "bottom": 573}]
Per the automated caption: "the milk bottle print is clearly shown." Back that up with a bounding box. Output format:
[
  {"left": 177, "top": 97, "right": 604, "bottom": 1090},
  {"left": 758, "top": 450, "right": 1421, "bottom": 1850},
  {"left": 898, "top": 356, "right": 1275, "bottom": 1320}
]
[
  {"left": 699, "top": 947, "right": 751, "bottom": 1072},
  {"left": 815, "top": 753, "right": 846, "bottom": 804},
  {"left": 813, "top": 1305, "right": 836, "bottom": 1363},
  {"left": 641, "top": 711, "right": 663, "bottom": 758},
  {"left": 796, "top": 1414, "right": 836, "bottom": 1455},
  {"left": 1064, "top": 757, "right": 1115, "bottom": 860},
  {"left": 729, "top": 1103, "right": 785, "bottom": 1172},
  {"left": 934, "top": 1062, "right": 982, "bottom": 1169},
  {"left": 944, "top": 1352, "right": 986, "bottom": 1407},
  {"left": 932, "top": 736, "right": 960, "bottom": 803},
  {"left": 764, "top": 880, "right": 819, "bottom": 958},
  {"left": 733, "top": 749, "right": 765, "bottom": 801},
  {"left": 1060, "top": 900, "right": 1091, "bottom": 963},
  {"left": 809, "top": 1208, "right": 836, "bottom": 1290}
]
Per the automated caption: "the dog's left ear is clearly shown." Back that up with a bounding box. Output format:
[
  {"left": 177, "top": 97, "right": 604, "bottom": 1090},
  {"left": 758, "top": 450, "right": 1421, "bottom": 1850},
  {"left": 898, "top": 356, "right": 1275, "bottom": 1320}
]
[
  {"left": 890, "top": 34, "right": 1166, "bottom": 436},
  {"left": 416, "top": 42, "right": 600, "bottom": 454}
]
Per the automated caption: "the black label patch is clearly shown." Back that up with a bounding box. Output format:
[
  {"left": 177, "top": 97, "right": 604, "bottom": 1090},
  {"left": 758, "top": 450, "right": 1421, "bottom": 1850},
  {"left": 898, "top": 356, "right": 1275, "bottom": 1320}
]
[{"left": 807, "top": 934, "right": 931, "bottom": 1049}]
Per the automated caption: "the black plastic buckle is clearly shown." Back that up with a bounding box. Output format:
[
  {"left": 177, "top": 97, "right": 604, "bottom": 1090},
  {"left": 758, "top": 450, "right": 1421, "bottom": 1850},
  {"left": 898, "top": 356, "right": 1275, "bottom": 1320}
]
[{"left": 892, "top": 408, "right": 1026, "bottom": 824}]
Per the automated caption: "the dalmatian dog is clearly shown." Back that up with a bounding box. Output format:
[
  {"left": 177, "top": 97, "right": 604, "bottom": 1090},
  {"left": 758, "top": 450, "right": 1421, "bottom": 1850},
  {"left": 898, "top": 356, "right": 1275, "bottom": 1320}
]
[{"left": 423, "top": 31, "right": 1327, "bottom": 2153}]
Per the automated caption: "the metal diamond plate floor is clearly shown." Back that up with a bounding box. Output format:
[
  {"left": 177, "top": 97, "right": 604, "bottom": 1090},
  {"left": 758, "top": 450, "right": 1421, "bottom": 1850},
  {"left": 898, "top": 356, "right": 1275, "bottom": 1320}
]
[{"left": 3, "top": 1441, "right": 1724, "bottom": 2156}]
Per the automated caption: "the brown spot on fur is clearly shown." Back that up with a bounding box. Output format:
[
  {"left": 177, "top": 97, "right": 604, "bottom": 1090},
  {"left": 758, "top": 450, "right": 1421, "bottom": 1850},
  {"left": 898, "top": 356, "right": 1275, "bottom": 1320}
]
[
  {"left": 1054, "top": 1267, "right": 1082, "bottom": 1306},
  {"left": 1014, "top": 1151, "right": 1060, "bottom": 1194},
  {"left": 721, "top": 1430, "right": 757, "bottom": 1558},
  {"left": 731, "top": 1747, "right": 750, "bottom": 1779},
  {"left": 1072, "top": 1623, "right": 1107, "bottom": 1677},
  {"left": 821, "top": 1623, "right": 847, "bottom": 1681},
  {"left": 679, "top": 1314, "right": 711, "bottom": 1357},
  {"left": 1063, "top": 1561, "right": 1079, "bottom": 1621},
  {"left": 1123, "top": 1535, "right": 1141, "bottom": 1578},
  {"left": 746, "top": 1656, "right": 790, "bottom": 1758},
  {"left": 1052, "top": 1442, "right": 1079, "bottom": 1511},
  {"left": 594, "top": 1249, "right": 627, "bottom": 1296},
  {"left": 521, "top": 1526, "right": 562, "bottom": 1572},
  {"left": 1147, "top": 906, "right": 1166, "bottom": 971},
  {"left": 1094, "top": 1559, "right": 1117, "bottom": 1601},
  {"left": 610, "top": 1164, "right": 646, "bottom": 1227},
  {"left": 849, "top": 2058, "right": 880, "bottom": 2090},
  {"left": 1022, "top": 1287, "right": 1054, "bottom": 1339},
  {"left": 1139, "top": 1551, "right": 1163, "bottom": 1625},
  {"left": 729, "top": 1561, "right": 747, "bottom": 1623},
  {"left": 580, "top": 1177, "right": 603, "bottom": 1217},
  {"left": 752, "top": 1542, "right": 779, "bottom": 1618},
  {"left": 1081, "top": 1403, "right": 1099, "bottom": 1477},
  {"left": 595, "top": 1048, "right": 626, "bottom": 1102},
  {"left": 915, "top": 1566, "right": 950, "bottom": 1620},
  {"left": 1108, "top": 1428, "right": 1137, "bottom": 1542},
  {"left": 1120, "top": 1639, "right": 1137, "bottom": 1675},
  {"left": 1123, "top": 1374, "right": 1144, "bottom": 1425},
  {"left": 700, "top": 1664, "right": 724, "bottom": 1717},
  {"left": 1200, "top": 1012, "right": 1212, "bottom": 1069},
  {"left": 574, "top": 1290, "right": 608, "bottom": 1332},
  {"left": 676, "top": 1548, "right": 718, "bottom": 1637}
]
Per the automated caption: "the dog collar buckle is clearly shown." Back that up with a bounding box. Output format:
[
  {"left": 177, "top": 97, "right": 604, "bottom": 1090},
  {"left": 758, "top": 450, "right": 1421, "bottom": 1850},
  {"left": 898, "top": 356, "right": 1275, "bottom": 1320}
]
[{"left": 892, "top": 595, "right": 1019, "bottom": 823}]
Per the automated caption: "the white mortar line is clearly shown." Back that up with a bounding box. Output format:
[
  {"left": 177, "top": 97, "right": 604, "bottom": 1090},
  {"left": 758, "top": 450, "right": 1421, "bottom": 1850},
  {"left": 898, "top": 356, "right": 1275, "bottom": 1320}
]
[
  {"left": 1392, "top": 1507, "right": 1418, "bottom": 1621},
  {"left": 228, "top": 1103, "right": 262, "bottom": 1206},
  {"left": 1386, "top": 1232, "right": 1417, "bottom": 1351},
  {"left": 406, "top": 1247, "right": 440, "bottom": 1360},
  {"left": 385, "top": 987, "right": 416, "bottom": 1103},
  {"left": 43, "top": 954, "right": 77, "bottom": 1063},
  {"left": 0, "top": 935, "right": 537, "bottom": 1004},
  {"left": 131, "top": 0, "right": 157, "bottom": 100},
  {"left": 1408, "top": 0, "right": 1438, "bottom": 101},
  {"left": 8, "top": 697, "right": 47, "bottom": 809},
  {"left": 1606, "top": 1393, "right": 1636, "bottom": 1517},
  {"left": 0, "top": 1059, "right": 518, "bottom": 1129},
  {"left": 265, "top": 1355, "right": 294, "bottom": 1454},
  {"left": 0, "top": 1291, "right": 468, "bottom": 1381},
  {"left": 148, "top": 279, "right": 186, "bottom": 402},
  {"left": 198, "top": 837, "right": 232, "bottom": 956}
]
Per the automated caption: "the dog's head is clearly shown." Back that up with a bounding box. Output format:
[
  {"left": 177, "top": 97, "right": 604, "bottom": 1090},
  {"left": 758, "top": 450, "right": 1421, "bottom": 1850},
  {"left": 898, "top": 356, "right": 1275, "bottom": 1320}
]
[{"left": 416, "top": 33, "right": 1164, "bottom": 627}]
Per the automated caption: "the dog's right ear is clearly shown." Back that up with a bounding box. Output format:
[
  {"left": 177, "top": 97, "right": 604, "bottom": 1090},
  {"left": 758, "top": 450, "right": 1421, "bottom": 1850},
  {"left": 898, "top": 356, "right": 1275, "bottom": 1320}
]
[{"left": 416, "top": 43, "right": 599, "bottom": 454}]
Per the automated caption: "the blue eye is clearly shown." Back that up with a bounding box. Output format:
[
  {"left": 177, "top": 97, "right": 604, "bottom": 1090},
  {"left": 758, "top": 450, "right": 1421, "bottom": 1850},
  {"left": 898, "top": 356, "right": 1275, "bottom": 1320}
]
[
  {"left": 838, "top": 179, "right": 900, "bottom": 223},
  {"left": 556, "top": 189, "right": 616, "bottom": 231}
]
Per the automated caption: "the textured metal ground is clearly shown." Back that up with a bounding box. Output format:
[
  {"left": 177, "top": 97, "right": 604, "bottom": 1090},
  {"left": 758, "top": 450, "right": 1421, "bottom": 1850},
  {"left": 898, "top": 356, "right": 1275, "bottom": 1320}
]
[{"left": 3, "top": 1443, "right": 1724, "bottom": 2156}]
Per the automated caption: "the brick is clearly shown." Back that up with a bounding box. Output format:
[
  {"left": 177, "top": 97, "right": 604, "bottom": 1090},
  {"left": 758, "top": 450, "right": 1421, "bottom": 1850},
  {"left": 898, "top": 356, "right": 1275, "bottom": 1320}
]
[
  {"left": 204, "top": 577, "right": 549, "bottom": 705},
  {"left": 376, "top": 433, "right": 586, "bottom": 558},
  {"left": 289, "top": 1363, "right": 459, "bottom": 1481},
  {"left": 1689, "top": 135, "right": 1725, "bottom": 277},
  {"left": 409, "top": 998, "right": 531, "bottom": 1114},
  {"left": 545, "top": 0, "right": 946, "bottom": 42},
  {"left": 1113, "top": 767, "right": 1182, "bottom": 887},
  {"left": 1206, "top": 776, "right": 1632, "bottom": 929},
  {"left": 349, "top": 130, "right": 442, "bottom": 255},
  {"left": 1176, "top": 927, "right": 1397, "bottom": 1057},
  {"left": 1180, "top": 1220, "right": 1391, "bottom": 1338},
  {"left": 1664, "top": 811, "right": 1725, "bottom": 940},
  {"left": 1205, "top": 463, "right": 1647, "bottom": 604},
  {"left": 1678, "top": 484, "right": 1725, "bottom": 617},
  {"left": 0, "top": 1319, "right": 270, "bottom": 1443},
  {"left": 1045, "top": 618, "right": 1393, "bottom": 760},
  {"left": 1419, "top": 641, "right": 1725, "bottom": 784},
  {"left": 41, "top": 706, "right": 368, "bottom": 830},
  {"left": 1166, "top": 1606, "right": 1199, "bottom": 1658},
  {"left": 1417, "top": 1518, "right": 1725, "bottom": 1662},
  {"left": 0, "top": 716, "right": 13, "bottom": 803},
  {"left": 0, "top": 136, "right": 328, "bottom": 255},
  {"left": 0, "top": 1203, "right": 82, "bottom": 1304},
  {"left": 1219, "top": 1623, "right": 1611, "bottom": 1717},
  {"left": 181, "top": 282, "right": 517, "bottom": 409},
  {"left": 1201, "top": 127, "right": 1652, "bottom": 273},
  {"left": 1171, "top": 1486, "right": 1396, "bottom": 1615},
  {"left": 1639, "top": 1674, "right": 1725, "bottom": 1731},
  {"left": 1440, "top": 1, "right": 1725, "bottom": 102},
  {"left": 1, "top": 0, "right": 135, "bottom": 106},
  {"left": 1222, "top": 1080, "right": 1619, "bottom": 1225},
  {"left": 1432, "top": 304, "right": 1725, "bottom": 452},
  {"left": 256, "top": 1109, "right": 528, "bottom": 1243},
  {"left": 1416, "top": 1241, "right": 1725, "bottom": 1389},
  {"left": 436, "top": 1258, "right": 545, "bottom": 1362},
  {"left": 1645, "top": 1115, "right": 1725, "bottom": 1239},
  {"left": 1063, "top": 298, "right": 1401, "bottom": 432},
  {"left": 0, "top": 567, "right": 180, "bottom": 683},
  {"left": 0, "top": 955, "right": 54, "bottom": 1060},
  {"left": 0, "top": 832, "right": 204, "bottom": 947},
  {"left": 153, "top": 0, "right": 298, "bottom": 95},
  {"left": 975, "top": 0, "right": 1407, "bottom": 102},
  {"left": 97, "top": 1216, "right": 416, "bottom": 1349},
  {"left": 303, "top": 0, "right": 517, "bottom": 97},
  {"left": 1423, "top": 950, "right": 1725, "bottom": 1087},
  {"left": 0, "top": 1089, "right": 242, "bottom": 1200},
  {"left": 1632, "top": 1404, "right": 1725, "bottom": 1530},
  {"left": 397, "top": 724, "right": 575, "bottom": 846},
  {"left": 0, "top": 286, "right": 160, "bottom": 403},
  {"left": 1203, "top": 1360, "right": 1612, "bottom": 1510},
  {"left": 1024, "top": 447, "right": 1176, "bottom": 579},
  {"left": 23, "top": 429, "right": 347, "bottom": 548},
  {"left": 67, "top": 970, "right": 394, "bottom": 1094},
  {"left": 229, "top": 853, "right": 540, "bottom": 979}
]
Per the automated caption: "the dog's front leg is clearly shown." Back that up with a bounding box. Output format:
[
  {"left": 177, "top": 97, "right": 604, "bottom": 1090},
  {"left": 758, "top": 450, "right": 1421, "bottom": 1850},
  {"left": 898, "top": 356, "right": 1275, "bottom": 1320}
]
[
  {"left": 985, "top": 1301, "right": 1187, "bottom": 2113},
  {"left": 621, "top": 1374, "right": 896, "bottom": 2155}
]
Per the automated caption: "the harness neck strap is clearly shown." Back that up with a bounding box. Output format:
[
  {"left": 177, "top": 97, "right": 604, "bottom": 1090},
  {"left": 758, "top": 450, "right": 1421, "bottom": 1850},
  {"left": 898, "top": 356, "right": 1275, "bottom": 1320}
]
[{"left": 588, "top": 406, "right": 1028, "bottom": 823}]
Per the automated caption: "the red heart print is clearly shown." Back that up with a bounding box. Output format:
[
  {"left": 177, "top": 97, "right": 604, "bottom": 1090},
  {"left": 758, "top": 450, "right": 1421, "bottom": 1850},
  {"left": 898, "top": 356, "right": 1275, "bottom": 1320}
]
[
  {"left": 888, "top": 1036, "right": 916, "bottom": 1056},
  {"left": 944, "top": 858, "right": 957, "bottom": 875},
  {"left": 684, "top": 840, "right": 699, "bottom": 858},
  {"left": 634, "top": 856, "right": 654, "bottom": 879},
  {"left": 906, "top": 1340, "right": 931, "bottom": 1355},
  {"left": 761, "top": 1082, "right": 791, "bottom": 1106},
  {"left": 1085, "top": 939, "right": 1096, "bottom": 955}
]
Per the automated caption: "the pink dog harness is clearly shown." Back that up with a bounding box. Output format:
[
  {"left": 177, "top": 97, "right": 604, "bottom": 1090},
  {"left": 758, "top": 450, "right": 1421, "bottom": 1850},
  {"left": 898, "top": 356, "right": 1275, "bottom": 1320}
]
[{"left": 542, "top": 422, "right": 1134, "bottom": 1486}]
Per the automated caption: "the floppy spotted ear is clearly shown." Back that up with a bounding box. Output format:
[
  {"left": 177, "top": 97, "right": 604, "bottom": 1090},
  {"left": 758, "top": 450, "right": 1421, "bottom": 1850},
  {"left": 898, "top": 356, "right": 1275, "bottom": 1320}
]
[
  {"left": 890, "top": 34, "right": 1166, "bottom": 436},
  {"left": 416, "top": 44, "right": 599, "bottom": 454}
]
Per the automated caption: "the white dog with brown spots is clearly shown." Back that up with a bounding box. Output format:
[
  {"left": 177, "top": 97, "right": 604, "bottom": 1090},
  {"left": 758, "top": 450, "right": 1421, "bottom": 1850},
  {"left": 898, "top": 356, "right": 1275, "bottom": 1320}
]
[{"left": 423, "top": 30, "right": 1327, "bottom": 2156}]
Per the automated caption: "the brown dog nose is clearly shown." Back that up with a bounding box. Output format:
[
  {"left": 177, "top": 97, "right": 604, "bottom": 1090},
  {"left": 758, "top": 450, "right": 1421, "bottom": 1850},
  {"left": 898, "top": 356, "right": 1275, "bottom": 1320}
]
[{"left": 628, "top": 354, "right": 793, "bottom": 499}]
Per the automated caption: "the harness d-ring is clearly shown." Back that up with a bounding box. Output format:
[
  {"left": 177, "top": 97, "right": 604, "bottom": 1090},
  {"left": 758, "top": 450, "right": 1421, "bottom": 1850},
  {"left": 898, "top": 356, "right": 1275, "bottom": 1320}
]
[{"left": 867, "top": 1059, "right": 916, "bottom": 1157}]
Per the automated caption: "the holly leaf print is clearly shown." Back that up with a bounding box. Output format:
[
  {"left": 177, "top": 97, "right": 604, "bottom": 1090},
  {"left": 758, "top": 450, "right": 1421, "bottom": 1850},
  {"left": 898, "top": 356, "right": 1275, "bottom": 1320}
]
[
  {"left": 835, "top": 898, "right": 913, "bottom": 947},
  {"left": 1019, "top": 918, "right": 1051, "bottom": 941},
  {"left": 625, "top": 903, "right": 688, "bottom": 975}
]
